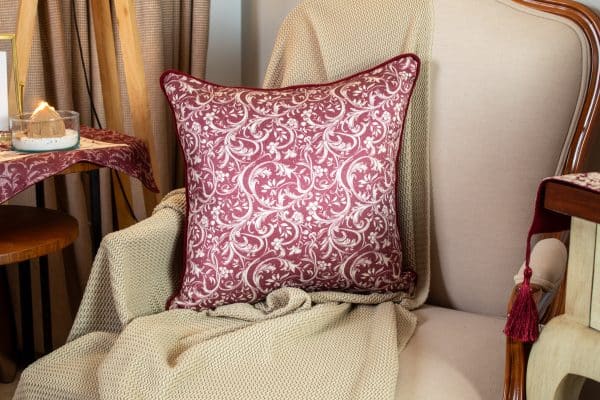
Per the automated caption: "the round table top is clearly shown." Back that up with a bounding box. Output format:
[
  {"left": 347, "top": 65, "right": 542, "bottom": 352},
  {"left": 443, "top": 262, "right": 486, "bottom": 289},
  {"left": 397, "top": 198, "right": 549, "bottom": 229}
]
[{"left": 0, "top": 205, "right": 79, "bottom": 265}]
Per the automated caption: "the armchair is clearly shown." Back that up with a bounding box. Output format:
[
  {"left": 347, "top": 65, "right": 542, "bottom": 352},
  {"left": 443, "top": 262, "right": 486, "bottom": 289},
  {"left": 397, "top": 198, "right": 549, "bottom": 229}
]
[{"left": 14, "top": 0, "right": 600, "bottom": 399}]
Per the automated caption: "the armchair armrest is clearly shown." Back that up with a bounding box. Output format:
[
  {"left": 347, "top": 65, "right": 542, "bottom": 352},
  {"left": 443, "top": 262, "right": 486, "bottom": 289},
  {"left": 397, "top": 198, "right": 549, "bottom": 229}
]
[
  {"left": 544, "top": 181, "right": 600, "bottom": 224},
  {"left": 68, "top": 189, "right": 185, "bottom": 341},
  {"left": 527, "top": 179, "right": 600, "bottom": 399},
  {"left": 504, "top": 176, "right": 600, "bottom": 400}
]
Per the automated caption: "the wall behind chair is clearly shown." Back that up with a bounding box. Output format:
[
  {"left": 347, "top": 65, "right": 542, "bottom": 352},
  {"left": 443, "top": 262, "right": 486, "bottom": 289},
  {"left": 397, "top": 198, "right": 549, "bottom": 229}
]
[
  {"left": 578, "top": 0, "right": 599, "bottom": 13},
  {"left": 205, "top": 0, "right": 299, "bottom": 86},
  {"left": 205, "top": 0, "right": 242, "bottom": 85}
]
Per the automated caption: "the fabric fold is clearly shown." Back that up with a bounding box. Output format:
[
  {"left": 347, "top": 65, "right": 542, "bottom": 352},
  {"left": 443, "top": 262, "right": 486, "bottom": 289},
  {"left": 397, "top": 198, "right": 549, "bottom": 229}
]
[{"left": 16, "top": 288, "right": 417, "bottom": 400}]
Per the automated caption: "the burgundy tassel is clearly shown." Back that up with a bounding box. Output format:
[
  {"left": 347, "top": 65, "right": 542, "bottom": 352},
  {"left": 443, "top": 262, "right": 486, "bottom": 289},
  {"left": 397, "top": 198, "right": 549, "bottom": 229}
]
[
  {"left": 503, "top": 266, "right": 539, "bottom": 342},
  {"left": 503, "top": 177, "right": 574, "bottom": 342}
]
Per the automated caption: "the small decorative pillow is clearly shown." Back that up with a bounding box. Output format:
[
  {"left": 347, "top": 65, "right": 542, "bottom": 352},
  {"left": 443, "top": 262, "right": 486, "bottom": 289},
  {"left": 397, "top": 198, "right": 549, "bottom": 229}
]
[{"left": 161, "top": 54, "right": 420, "bottom": 310}]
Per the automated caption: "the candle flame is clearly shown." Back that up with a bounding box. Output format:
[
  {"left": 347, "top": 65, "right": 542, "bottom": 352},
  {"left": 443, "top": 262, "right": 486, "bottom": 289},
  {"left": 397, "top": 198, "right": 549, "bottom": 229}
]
[{"left": 32, "top": 101, "right": 54, "bottom": 117}]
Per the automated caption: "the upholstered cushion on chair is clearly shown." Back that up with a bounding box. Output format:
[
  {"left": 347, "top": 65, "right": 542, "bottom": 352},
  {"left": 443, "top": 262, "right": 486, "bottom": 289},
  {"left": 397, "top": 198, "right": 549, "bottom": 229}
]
[
  {"left": 161, "top": 54, "right": 420, "bottom": 311},
  {"left": 396, "top": 306, "right": 505, "bottom": 399}
]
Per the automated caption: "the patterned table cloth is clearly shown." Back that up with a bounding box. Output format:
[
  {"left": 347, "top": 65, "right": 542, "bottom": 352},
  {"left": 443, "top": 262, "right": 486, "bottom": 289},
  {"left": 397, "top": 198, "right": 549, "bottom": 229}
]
[
  {"left": 0, "top": 126, "right": 159, "bottom": 203},
  {"left": 552, "top": 171, "right": 600, "bottom": 192}
]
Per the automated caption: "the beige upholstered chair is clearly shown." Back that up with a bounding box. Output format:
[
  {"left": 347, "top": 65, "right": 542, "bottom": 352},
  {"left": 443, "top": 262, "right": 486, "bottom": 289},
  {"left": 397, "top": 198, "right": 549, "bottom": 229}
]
[
  {"left": 13, "top": 0, "right": 600, "bottom": 399},
  {"left": 262, "top": 0, "right": 600, "bottom": 398}
]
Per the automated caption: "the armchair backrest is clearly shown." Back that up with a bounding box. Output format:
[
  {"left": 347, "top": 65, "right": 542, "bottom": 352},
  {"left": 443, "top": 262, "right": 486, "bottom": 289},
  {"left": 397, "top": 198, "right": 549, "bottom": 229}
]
[
  {"left": 428, "top": 0, "right": 598, "bottom": 316},
  {"left": 265, "top": 0, "right": 600, "bottom": 317}
]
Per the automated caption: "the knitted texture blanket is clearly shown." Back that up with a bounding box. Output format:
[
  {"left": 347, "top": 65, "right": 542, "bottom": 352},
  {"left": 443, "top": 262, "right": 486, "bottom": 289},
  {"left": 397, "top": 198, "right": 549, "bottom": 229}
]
[{"left": 14, "top": 191, "right": 419, "bottom": 399}]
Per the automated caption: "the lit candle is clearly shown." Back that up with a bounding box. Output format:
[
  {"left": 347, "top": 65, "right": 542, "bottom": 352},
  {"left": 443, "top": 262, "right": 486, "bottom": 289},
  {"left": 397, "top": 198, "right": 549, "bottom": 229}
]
[
  {"left": 11, "top": 103, "right": 79, "bottom": 152},
  {"left": 29, "top": 101, "right": 66, "bottom": 138}
]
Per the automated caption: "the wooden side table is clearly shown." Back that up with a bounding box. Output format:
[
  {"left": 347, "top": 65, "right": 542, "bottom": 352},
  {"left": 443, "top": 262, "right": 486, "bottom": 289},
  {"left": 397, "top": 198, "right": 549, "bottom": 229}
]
[
  {"left": 0, "top": 206, "right": 78, "bottom": 382},
  {"left": 0, "top": 127, "right": 159, "bottom": 383},
  {"left": 527, "top": 181, "right": 600, "bottom": 399}
]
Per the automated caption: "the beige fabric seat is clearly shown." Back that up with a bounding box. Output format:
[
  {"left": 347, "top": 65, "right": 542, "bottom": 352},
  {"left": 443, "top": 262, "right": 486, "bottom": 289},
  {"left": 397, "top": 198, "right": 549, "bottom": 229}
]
[{"left": 398, "top": 306, "right": 505, "bottom": 399}]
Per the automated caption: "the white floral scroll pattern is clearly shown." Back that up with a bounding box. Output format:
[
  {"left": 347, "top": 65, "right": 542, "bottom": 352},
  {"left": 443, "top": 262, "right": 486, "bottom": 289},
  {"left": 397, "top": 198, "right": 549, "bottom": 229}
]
[
  {"left": 0, "top": 126, "right": 159, "bottom": 203},
  {"left": 553, "top": 172, "right": 600, "bottom": 192},
  {"left": 163, "top": 55, "right": 420, "bottom": 310}
]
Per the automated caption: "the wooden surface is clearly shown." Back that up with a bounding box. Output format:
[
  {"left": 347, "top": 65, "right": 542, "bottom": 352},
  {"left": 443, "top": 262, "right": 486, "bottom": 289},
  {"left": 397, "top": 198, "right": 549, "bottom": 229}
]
[
  {"left": 503, "top": 285, "right": 532, "bottom": 400},
  {"left": 113, "top": 0, "right": 161, "bottom": 214},
  {"left": 59, "top": 162, "right": 100, "bottom": 175},
  {"left": 503, "top": 337, "right": 529, "bottom": 400},
  {"left": 0, "top": 268, "right": 16, "bottom": 383},
  {"left": 0, "top": 206, "right": 78, "bottom": 265},
  {"left": 545, "top": 182, "right": 600, "bottom": 225},
  {"left": 90, "top": 0, "right": 137, "bottom": 229},
  {"left": 89, "top": 0, "right": 126, "bottom": 134},
  {"left": 8, "top": 0, "right": 39, "bottom": 116},
  {"left": 91, "top": 0, "right": 162, "bottom": 224}
]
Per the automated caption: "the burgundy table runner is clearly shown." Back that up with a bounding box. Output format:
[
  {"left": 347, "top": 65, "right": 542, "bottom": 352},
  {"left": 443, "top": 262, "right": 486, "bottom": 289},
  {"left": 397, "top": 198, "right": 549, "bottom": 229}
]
[
  {"left": 505, "top": 171, "right": 600, "bottom": 342},
  {"left": 0, "top": 126, "right": 159, "bottom": 203}
]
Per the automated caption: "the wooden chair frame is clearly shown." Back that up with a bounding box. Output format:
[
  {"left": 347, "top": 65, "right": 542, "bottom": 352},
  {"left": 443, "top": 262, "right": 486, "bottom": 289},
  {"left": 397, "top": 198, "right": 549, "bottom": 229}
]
[
  {"left": 503, "top": 1, "right": 600, "bottom": 399},
  {"left": 90, "top": 0, "right": 161, "bottom": 219}
]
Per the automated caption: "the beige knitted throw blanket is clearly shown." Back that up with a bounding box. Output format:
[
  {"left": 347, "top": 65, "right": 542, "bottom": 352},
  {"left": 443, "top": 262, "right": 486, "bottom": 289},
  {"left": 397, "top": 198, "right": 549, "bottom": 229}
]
[
  {"left": 15, "top": 192, "right": 416, "bottom": 399},
  {"left": 15, "top": 0, "right": 432, "bottom": 398},
  {"left": 18, "top": 285, "right": 416, "bottom": 399}
]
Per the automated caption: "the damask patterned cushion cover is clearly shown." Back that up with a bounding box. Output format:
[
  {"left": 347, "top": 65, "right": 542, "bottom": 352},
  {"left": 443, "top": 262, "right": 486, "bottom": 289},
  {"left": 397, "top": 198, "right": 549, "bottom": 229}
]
[{"left": 161, "top": 54, "right": 421, "bottom": 310}]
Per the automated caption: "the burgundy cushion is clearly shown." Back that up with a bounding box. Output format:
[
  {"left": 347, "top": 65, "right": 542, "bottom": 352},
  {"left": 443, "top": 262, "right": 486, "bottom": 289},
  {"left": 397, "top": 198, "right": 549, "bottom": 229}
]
[{"left": 161, "top": 54, "right": 420, "bottom": 310}]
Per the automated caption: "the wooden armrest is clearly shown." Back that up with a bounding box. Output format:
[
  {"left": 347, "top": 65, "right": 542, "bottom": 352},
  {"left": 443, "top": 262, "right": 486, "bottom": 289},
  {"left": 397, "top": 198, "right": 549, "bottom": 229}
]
[
  {"left": 504, "top": 285, "right": 533, "bottom": 400},
  {"left": 544, "top": 181, "right": 600, "bottom": 224}
]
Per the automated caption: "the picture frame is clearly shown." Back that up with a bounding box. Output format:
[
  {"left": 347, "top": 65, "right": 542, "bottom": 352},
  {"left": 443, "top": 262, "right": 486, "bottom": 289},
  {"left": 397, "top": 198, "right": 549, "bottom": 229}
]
[{"left": 0, "top": 33, "right": 22, "bottom": 135}]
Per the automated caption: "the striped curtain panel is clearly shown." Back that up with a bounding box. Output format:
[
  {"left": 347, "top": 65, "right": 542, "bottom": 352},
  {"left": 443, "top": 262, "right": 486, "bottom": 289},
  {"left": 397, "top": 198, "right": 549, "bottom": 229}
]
[{"left": 0, "top": 0, "right": 209, "bottom": 353}]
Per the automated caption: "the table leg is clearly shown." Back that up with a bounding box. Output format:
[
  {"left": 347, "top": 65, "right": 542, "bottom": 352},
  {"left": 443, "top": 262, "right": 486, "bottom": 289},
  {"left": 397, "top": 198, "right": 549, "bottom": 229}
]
[
  {"left": 0, "top": 267, "right": 17, "bottom": 383},
  {"left": 89, "top": 169, "right": 102, "bottom": 255},
  {"left": 35, "top": 181, "right": 44, "bottom": 209},
  {"left": 110, "top": 177, "right": 119, "bottom": 232},
  {"left": 18, "top": 261, "right": 34, "bottom": 364},
  {"left": 39, "top": 256, "right": 52, "bottom": 354},
  {"left": 34, "top": 181, "right": 53, "bottom": 354}
]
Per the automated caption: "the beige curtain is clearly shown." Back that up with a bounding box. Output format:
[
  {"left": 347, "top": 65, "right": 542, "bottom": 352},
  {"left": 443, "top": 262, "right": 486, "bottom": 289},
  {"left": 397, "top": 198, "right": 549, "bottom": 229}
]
[{"left": 0, "top": 0, "right": 209, "bottom": 354}]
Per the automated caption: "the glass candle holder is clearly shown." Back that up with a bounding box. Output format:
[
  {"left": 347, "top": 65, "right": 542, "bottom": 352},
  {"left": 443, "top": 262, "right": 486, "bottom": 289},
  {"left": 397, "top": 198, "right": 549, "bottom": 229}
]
[
  {"left": 10, "top": 110, "right": 80, "bottom": 152},
  {"left": 0, "top": 131, "right": 10, "bottom": 148}
]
